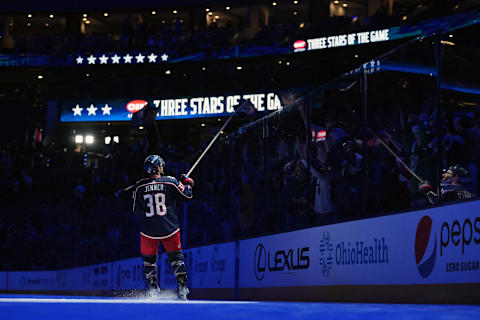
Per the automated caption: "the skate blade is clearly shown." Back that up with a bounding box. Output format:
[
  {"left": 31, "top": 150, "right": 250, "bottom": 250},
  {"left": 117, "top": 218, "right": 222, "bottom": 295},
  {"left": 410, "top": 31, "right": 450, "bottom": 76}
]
[{"left": 178, "top": 288, "right": 190, "bottom": 301}]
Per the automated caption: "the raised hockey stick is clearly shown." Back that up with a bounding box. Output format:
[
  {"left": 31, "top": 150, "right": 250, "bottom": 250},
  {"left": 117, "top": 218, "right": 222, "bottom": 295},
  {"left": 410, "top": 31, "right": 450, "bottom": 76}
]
[
  {"left": 186, "top": 115, "right": 233, "bottom": 176},
  {"left": 186, "top": 99, "right": 256, "bottom": 176},
  {"left": 366, "top": 127, "right": 425, "bottom": 184}
]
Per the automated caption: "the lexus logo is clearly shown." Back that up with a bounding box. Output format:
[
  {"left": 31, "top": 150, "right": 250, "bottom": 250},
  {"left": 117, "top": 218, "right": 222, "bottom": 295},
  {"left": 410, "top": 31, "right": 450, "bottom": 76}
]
[
  {"left": 253, "top": 243, "right": 310, "bottom": 281},
  {"left": 254, "top": 244, "right": 267, "bottom": 281}
]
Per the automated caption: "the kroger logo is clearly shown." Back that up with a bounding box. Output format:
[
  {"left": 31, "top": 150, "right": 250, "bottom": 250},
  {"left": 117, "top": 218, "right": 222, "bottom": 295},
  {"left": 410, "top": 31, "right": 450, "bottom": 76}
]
[
  {"left": 415, "top": 215, "right": 437, "bottom": 278},
  {"left": 195, "top": 249, "right": 208, "bottom": 285},
  {"left": 211, "top": 247, "right": 227, "bottom": 285}
]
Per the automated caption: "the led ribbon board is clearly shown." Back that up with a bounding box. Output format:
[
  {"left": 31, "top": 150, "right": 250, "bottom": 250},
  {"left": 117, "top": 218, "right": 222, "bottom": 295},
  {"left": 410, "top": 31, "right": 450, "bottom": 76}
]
[
  {"left": 59, "top": 92, "right": 284, "bottom": 122},
  {"left": 292, "top": 10, "right": 480, "bottom": 52},
  {"left": 294, "top": 29, "right": 391, "bottom": 52}
]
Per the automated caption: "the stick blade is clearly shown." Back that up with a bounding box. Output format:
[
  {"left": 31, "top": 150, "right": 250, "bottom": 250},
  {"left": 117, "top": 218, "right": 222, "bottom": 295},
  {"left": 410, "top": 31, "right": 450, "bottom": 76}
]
[{"left": 234, "top": 99, "right": 256, "bottom": 116}]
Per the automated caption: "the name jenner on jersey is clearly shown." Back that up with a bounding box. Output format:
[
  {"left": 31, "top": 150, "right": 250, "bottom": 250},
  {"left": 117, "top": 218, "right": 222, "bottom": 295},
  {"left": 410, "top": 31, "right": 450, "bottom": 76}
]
[{"left": 132, "top": 176, "right": 193, "bottom": 238}]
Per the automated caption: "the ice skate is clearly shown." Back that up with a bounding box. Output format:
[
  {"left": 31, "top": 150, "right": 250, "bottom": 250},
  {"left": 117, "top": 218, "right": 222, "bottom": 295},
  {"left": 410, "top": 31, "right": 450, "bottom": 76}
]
[
  {"left": 177, "top": 275, "right": 190, "bottom": 301},
  {"left": 147, "top": 277, "right": 161, "bottom": 297}
]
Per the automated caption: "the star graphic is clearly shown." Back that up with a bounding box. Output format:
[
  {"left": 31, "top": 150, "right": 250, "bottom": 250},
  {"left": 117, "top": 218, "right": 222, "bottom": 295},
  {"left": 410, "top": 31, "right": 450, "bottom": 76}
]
[
  {"left": 111, "top": 54, "right": 121, "bottom": 64},
  {"left": 147, "top": 53, "right": 157, "bottom": 63},
  {"left": 87, "top": 104, "right": 98, "bottom": 116},
  {"left": 161, "top": 53, "right": 169, "bottom": 61},
  {"left": 99, "top": 54, "right": 109, "bottom": 64},
  {"left": 135, "top": 53, "right": 145, "bottom": 63},
  {"left": 76, "top": 56, "right": 84, "bottom": 64},
  {"left": 123, "top": 54, "right": 133, "bottom": 63},
  {"left": 72, "top": 104, "right": 83, "bottom": 116},
  {"left": 101, "top": 104, "right": 112, "bottom": 115},
  {"left": 87, "top": 55, "right": 97, "bottom": 64}
]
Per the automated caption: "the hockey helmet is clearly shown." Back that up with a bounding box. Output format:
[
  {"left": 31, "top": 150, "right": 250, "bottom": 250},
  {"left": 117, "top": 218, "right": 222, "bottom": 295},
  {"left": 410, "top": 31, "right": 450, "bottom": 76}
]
[
  {"left": 445, "top": 164, "right": 469, "bottom": 178},
  {"left": 144, "top": 155, "right": 165, "bottom": 174}
]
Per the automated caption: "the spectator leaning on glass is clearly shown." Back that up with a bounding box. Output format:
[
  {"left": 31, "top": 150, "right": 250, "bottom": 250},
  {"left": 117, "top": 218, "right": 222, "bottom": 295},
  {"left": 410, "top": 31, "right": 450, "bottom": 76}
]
[{"left": 420, "top": 165, "right": 473, "bottom": 204}]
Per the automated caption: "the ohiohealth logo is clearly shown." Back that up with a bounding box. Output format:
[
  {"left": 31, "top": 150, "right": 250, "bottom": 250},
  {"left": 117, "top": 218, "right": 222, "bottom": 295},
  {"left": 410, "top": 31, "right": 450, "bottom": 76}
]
[
  {"left": 415, "top": 215, "right": 437, "bottom": 278},
  {"left": 319, "top": 232, "right": 334, "bottom": 278}
]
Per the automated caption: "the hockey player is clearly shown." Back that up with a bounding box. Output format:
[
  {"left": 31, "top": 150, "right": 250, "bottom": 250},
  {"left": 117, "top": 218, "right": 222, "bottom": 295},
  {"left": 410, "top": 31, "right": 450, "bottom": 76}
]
[{"left": 131, "top": 155, "right": 194, "bottom": 300}]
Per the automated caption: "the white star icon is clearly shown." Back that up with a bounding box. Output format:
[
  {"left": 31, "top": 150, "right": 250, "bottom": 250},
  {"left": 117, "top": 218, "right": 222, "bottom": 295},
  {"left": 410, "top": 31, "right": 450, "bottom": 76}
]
[
  {"left": 76, "top": 56, "right": 84, "bottom": 64},
  {"left": 111, "top": 54, "right": 121, "bottom": 64},
  {"left": 161, "top": 53, "right": 169, "bottom": 61},
  {"left": 87, "top": 55, "right": 97, "bottom": 64},
  {"left": 123, "top": 54, "right": 133, "bottom": 63},
  {"left": 101, "top": 104, "right": 112, "bottom": 115},
  {"left": 147, "top": 53, "right": 157, "bottom": 63},
  {"left": 87, "top": 104, "right": 98, "bottom": 116},
  {"left": 99, "top": 54, "right": 109, "bottom": 64},
  {"left": 72, "top": 104, "right": 83, "bottom": 116},
  {"left": 135, "top": 53, "right": 145, "bottom": 63}
]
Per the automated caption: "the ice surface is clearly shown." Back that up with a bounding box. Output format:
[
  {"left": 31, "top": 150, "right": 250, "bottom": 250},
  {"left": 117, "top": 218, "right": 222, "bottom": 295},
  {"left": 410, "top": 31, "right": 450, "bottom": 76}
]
[{"left": 0, "top": 294, "right": 479, "bottom": 320}]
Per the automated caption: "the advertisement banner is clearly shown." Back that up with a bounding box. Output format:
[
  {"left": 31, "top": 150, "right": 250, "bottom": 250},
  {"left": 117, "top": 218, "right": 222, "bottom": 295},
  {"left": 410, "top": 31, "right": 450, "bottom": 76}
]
[
  {"left": 59, "top": 91, "right": 284, "bottom": 122},
  {"left": 112, "top": 258, "right": 145, "bottom": 290},
  {"left": 239, "top": 200, "right": 480, "bottom": 288},
  {"left": 159, "top": 243, "right": 235, "bottom": 290},
  {"left": 189, "top": 242, "right": 235, "bottom": 289},
  {"left": 3, "top": 200, "right": 478, "bottom": 294},
  {"left": 82, "top": 263, "right": 112, "bottom": 290},
  {"left": 8, "top": 271, "right": 62, "bottom": 291}
]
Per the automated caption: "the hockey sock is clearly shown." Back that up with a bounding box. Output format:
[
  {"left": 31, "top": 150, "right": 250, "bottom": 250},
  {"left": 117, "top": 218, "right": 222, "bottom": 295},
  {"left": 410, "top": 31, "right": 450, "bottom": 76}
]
[
  {"left": 142, "top": 254, "right": 157, "bottom": 284},
  {"left": 167, "top": 250, "right": 187, "bottom": 277}
]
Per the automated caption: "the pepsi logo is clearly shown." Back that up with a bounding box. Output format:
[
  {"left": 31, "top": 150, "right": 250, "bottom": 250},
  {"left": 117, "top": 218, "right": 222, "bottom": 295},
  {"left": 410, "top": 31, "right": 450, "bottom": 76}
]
[
  {"left": 293, "top": 40, "right": 307, "bottom": 52},
  {"left": 415, "top": 216, "right": 437, "bottom": 278},
  {"left": 126, "top": 100, "right": 148, "bottom": 113}
]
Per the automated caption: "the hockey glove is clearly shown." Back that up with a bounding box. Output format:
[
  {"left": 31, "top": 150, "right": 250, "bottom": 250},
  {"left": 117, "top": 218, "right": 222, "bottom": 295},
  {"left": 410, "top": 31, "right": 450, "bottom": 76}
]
[
  {"left": 181, "top": 174, "right": 195, "bottom": 187},
  {"left": 418, "top": 180, "right": 433, "bottom": 193}
]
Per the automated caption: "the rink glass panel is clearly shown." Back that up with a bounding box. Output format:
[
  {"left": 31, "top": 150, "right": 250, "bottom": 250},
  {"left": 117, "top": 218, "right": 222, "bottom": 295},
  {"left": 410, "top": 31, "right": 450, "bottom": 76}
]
[
  {"left": 365, "top": 35, "right": 438, "bottom": 215},
  {"left": 265, "top": 91, "right": 314, "bottom": 233},
  {"left": 309, "top": 74, "right": 363, "bottom": 222},
  {"left": 186, "top": 138, "right": 232, "bottom": 246},
  {"left": 231, "top": 119, "right": 266, "bottom": 239},
  {"left": 439, "top": 23, "right": 480, "bottom": 200}
]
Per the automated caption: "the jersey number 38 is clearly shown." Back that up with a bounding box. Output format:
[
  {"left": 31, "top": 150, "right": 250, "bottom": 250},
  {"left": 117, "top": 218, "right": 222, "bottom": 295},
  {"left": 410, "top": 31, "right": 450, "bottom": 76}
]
[{"left": 143, "top": 193, "right": 167, "bottom": 217}]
